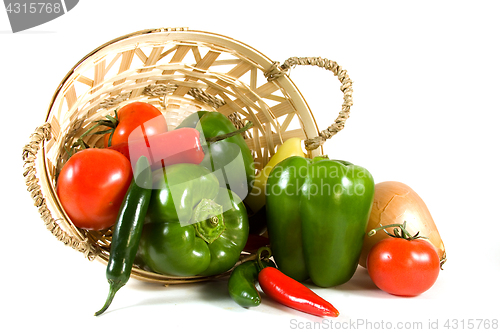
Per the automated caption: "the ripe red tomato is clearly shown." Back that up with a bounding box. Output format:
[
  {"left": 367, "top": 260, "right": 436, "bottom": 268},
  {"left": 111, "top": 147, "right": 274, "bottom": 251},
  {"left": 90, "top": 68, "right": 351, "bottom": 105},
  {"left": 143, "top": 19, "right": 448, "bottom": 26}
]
[
  {"left": 56, "top": 149, "right": 133, "bottom": 230},
  {"left": 103, "top": 102, "right": 168, "bottom": 147},
  {"left": 366, "top": 238, "right": 440, "bottom": 296}
]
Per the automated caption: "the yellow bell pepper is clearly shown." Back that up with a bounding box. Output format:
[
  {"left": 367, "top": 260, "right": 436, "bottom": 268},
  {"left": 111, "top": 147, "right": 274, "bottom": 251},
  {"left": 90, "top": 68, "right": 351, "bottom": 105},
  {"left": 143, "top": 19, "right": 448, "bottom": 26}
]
[{"left": 244, "top": 137, "right": 305, "bottom": 214}]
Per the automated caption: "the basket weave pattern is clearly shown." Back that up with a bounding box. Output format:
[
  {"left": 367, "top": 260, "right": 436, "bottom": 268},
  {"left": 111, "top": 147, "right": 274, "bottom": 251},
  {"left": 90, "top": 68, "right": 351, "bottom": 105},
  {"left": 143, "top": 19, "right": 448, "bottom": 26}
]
[{"left": 22, "top": 28, "right": 352, "bottom": 284}]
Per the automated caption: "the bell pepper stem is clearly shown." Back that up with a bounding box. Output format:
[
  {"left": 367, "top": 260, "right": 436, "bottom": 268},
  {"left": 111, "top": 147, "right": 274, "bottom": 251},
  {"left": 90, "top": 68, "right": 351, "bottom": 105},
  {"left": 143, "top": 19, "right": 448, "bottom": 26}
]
[
  {"left": 205, "top": 121, "right": 253, "bottom": 143},
  {"left": 193, "top": 199, "right": 226, "bottom": 244},
  {"left": 94, "top": 280, "right": 124, "bottom": 316}
]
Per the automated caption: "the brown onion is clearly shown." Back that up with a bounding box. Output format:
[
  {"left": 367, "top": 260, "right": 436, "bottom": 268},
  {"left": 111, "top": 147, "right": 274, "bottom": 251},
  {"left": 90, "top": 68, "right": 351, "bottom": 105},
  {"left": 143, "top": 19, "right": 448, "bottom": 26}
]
[{"left": 359, "top": 181, "right": 446, "bottom": 269}]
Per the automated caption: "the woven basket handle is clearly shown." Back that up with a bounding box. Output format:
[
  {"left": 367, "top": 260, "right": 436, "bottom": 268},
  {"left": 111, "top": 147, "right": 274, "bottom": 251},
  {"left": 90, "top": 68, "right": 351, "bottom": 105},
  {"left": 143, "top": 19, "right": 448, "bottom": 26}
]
[
  {"left": 265, "top": 57, "right": 353, "bottom": 151},
  {"left": 22, "top": 123, "right": 99, "bottom": 260}
]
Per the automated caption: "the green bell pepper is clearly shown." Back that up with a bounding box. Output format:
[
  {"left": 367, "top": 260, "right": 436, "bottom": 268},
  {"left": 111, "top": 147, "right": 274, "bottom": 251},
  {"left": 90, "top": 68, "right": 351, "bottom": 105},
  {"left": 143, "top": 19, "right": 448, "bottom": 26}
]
[
  {"left": 265, "top": 156, "right": 375, "bottom": 287},
  {"left": 136, "top": 163, "right": 249, "bottom": 277},
  {"left": 176, "top": 111, "right": 255, "bottom": 201}
]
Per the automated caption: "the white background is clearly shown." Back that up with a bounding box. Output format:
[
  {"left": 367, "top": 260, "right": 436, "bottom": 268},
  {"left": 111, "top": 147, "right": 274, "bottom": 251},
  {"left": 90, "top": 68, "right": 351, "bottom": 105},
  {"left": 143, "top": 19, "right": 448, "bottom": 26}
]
[{"left": 2, "top": 1, "right": 499, "bottom": 332}]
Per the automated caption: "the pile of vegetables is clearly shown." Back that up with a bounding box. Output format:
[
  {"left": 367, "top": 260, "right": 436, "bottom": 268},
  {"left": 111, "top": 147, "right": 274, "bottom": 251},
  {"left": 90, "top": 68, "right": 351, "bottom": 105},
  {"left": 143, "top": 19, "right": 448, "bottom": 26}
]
[{"left": 55, "top": 101, "right": 446, "bottom": 317}]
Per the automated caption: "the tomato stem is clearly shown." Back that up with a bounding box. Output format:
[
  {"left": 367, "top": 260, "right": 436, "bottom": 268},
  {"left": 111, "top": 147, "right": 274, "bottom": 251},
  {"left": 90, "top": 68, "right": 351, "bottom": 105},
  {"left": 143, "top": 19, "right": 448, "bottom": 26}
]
[
  {"left": 81, "top": 110, "right": 119, "bottom": 138},
  {"left": 368, "top": 222, "right": 428, "bottom": 241},
  {"left": 65, "top": 138, "right": 90, "bottom": 158},
  {"left": 78, "top": 109, "right": 119, "bottom": 147}
]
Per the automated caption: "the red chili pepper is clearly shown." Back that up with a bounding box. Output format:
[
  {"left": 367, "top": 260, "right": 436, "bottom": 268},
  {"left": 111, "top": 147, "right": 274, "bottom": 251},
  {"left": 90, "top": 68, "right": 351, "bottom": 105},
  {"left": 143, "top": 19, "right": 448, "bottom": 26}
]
[
  {"left": 107, "top": 127, "right": 204, "bottom": 170},
  {"left": 258, "top": 267, "right": 339, "bottom": 317}
]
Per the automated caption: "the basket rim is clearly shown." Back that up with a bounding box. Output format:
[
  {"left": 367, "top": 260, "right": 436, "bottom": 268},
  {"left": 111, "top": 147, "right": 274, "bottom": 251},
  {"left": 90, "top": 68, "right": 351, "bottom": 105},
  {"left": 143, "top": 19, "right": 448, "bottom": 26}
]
[
  {"left": 42, "top": 27, "right": 322, "bottom": 158},
  {"left": 43, "top": 28, "right": 315, "bottom": 125}
]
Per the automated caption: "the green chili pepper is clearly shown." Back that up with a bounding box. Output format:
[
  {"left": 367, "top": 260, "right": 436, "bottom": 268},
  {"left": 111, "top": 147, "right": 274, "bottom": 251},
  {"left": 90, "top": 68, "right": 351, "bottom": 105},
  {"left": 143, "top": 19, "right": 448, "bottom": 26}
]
[
  {"left": 95, "top": 156, "right": 152, "bottom": 316},
  {"left": 266, "top": 156, "right": 375, "bottom": 287},
  {"left": 136, "top": 163, "right": 249, "bottom": 277},
  {"left": 227, "top": 247, "right": 275, "bottom": 308},
  {"left": 176, "top": 111, "right": 255, "bottom": 201}
]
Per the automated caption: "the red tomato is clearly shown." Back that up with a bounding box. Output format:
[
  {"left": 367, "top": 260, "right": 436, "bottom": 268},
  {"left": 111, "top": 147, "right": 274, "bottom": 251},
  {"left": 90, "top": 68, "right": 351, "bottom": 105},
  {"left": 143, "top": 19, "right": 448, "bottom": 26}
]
[
  {"left": 366, "top": 238, "right": 440, "bottom": 296},
  {"left": 56, "top": 149, "right": 133, "bottom": 230},
  {"left": 103, "top": 102, "right": 168, "bottom": 147}
]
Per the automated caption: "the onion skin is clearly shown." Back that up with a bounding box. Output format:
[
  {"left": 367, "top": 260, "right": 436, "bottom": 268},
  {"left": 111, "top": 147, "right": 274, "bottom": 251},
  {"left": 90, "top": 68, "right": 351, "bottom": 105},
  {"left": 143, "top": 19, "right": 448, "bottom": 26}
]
[{"left": 359, "top": 181, "right": 446, "bottom": 269}]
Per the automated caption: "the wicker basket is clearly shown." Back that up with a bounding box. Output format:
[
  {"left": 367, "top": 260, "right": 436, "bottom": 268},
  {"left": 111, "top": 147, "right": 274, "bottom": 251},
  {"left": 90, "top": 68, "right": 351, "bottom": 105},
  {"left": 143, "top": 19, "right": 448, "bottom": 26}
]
[{"left": 22, "top": 27, "right": 353, "bottom": 284}]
